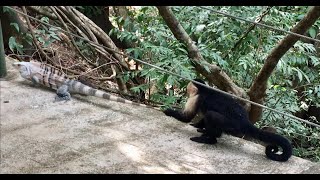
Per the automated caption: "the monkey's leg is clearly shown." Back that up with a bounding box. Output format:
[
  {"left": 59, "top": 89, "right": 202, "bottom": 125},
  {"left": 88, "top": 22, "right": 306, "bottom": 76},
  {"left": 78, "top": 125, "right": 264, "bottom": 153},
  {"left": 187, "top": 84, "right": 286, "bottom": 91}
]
[
  {"left": 190, "top": 111, "right": 225, "bottom": 144},
  {"left": 190, "top": 118, "right": 206, "bottom": 133},
  {"left": 190, "top": 111, "right": 226, "bottom": 144},
  {"left": 204, "top": 111, "right": 225, "bottom": 136},
  {"left": 190, "top": 126, "right": 222, "bottom": 144},
  {"left": 190, "top": 118, "right": 205, "bottom": 128}
]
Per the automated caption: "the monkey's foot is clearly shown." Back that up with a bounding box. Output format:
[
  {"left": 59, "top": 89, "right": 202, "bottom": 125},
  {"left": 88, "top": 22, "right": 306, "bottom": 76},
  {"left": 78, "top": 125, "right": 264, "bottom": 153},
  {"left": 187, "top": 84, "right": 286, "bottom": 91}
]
[{"left": 196, "top": 128, "right": 206, "bottom": 133}]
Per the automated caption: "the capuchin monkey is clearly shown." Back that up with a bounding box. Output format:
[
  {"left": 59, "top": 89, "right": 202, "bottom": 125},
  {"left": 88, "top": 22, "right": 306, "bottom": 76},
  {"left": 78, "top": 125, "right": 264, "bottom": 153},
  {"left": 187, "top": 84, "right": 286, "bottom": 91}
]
[{"left": 163, "top": 79, "right": 292, "bottom": 162}]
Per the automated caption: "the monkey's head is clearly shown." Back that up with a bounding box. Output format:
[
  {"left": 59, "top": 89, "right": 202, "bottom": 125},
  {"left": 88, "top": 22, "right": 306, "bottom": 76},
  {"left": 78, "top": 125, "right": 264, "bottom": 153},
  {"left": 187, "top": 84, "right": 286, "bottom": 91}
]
[
  {"left": 187, "top": 79, "right": 207, "bottom": 96},
  {"left": 193, "top": 79, "right": 206, "bottom": 85},
  {"left": 193, "top": 79, "right": 207, "bottom": 91}
]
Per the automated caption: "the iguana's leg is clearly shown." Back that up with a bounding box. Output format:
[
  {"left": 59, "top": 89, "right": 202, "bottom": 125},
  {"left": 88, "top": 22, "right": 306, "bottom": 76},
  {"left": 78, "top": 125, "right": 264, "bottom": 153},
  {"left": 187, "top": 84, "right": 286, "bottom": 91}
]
[
  {"left": 55, "top": 84, "right": 71, "bottom": 101},
  {"left": 30, "top": 75, "right": 40, "bottom": 86}
]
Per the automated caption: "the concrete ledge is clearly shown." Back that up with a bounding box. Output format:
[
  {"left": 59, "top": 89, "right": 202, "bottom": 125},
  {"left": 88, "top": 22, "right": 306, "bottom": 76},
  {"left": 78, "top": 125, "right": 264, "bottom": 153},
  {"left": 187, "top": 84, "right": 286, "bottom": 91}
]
[{"left": 1, "top": 58, "right": 319, "bottom": 174}]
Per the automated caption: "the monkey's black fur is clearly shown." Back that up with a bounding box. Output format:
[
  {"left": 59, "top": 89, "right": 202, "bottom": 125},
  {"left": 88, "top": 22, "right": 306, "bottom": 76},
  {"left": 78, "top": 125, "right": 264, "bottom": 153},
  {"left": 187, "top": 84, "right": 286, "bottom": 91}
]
[{"left": 164, "top": 79, "right": 292, "bottom": 162}]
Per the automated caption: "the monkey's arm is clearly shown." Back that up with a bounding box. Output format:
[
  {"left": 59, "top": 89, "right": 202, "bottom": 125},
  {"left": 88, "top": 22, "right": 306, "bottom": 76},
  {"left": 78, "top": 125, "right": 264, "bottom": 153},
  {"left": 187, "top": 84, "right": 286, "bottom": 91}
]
[
  {"left": 163, "top": 108, "right": 196, "bottom": 123},
  {"left": 164, "top": 82, "right": 200, "bottom": 123}
]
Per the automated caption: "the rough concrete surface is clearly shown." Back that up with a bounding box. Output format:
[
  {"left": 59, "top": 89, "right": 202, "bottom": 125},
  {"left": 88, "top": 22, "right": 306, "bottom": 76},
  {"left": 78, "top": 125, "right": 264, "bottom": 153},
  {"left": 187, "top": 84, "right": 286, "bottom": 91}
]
[{"left": 1, "top": 57, "right": 320, "bottom": 174}]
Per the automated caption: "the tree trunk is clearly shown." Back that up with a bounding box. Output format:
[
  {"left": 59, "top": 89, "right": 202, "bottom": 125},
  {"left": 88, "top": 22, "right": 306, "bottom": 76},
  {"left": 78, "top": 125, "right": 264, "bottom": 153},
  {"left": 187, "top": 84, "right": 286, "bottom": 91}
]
[
  {"left": 248, "top": 6, "right": 320, "bottom": 123},
  {"left": 83, "top": 6, "right": 130, "bottom": 49},
  {"left": 0, "top": 18, "right": 7, "bottom": 78},
  {"left": 315, "top": 32, "right": 320, "bottom": 57},
  {"left": 113, "top": 6, "right": 129, "bottom": 30},
  {"left": 156, "top": 6, "right": 250, "bottom": 110}
]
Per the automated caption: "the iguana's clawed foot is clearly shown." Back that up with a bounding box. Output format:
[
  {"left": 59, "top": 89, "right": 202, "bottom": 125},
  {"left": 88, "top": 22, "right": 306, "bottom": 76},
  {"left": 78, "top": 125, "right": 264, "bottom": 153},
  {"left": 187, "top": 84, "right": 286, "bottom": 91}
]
[{"left": 54, "top": 93, "right": 71, "bottom": 102}]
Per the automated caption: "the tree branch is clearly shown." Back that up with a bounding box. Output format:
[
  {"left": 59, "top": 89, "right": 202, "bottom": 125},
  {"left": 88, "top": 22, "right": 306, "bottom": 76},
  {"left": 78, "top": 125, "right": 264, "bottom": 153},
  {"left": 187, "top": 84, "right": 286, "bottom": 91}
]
[
  {"left": 157, "top": 6, "right": 249, "bottom": 109},
  {"left": 248, "top": 6, "right": 320, "bottom": 123}
]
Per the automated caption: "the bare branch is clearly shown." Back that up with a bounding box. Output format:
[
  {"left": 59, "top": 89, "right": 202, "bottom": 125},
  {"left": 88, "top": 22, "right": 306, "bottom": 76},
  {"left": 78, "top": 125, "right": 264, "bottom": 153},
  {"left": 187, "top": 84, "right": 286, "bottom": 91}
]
[
  {"left": 50, "top": 6, "right": 98, "bottom": 67},
  {"left": 70, "top": 7, "right": 129, "bottom": 69},
  {"left": 22, "top": 6, "right": 53, "bottom": 63},
  {"left": 26, "top": 6, "right": 57, "bottom": 20}
]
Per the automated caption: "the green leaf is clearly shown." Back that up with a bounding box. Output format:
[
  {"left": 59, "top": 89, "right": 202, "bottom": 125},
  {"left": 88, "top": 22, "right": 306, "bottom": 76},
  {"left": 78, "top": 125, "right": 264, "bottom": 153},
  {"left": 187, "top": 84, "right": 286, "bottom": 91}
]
[
  {"left": 122, "top": 73, "right": 130, "bottom": 83},
  {"left": 167, "top": 75, "right": 175, "bottom": 86},
  {"left": 50, "top": 33, "right": 61, "bottom": 41},
  {"left": 126, "top": 48, "right": 135, "bottom": 54},
  {"left": 48, "top": 27, "right": 56, "bottom": 31},
  {"left": 140, "top": 69, "right": 149, "bottom": 77},
  {"left": 8, "top": 37, "right": 17, "bottom": 52},
  {"left": 119, "top": 34, "right": 127, "bottom": 41},
  {"left": 3, "top": 6, "right": 11, "bottom": 13},
  {"left": 297, "top": 14, "right": 304, "bottom": 20},
  {"left": 109, "top": 29, "right": 114, "bottom": 36},
  {"left": 38, "top": 36, "right": 45, "bottom": 44},
  {"left": 133, "top": 49, "right": 141, "bottom": 58},
  {"left": 309, "top": 27, "right": 317, "bottom": 38},
  {"left": 10, "top": 23, "right": 19, "bottom": 32},
  {"left": 16, "top": 44, "right": 23, "bottom": 54},
  {"left": 292, "top": 68, "right": 303, "bottom": 82},
  {"left": 8, "top": 36, "right": 23, "bottom": 54},
  {"left": 40, "top": 17, "right": 49, "bottom": 23},
  {"left": 44, "top": 40, "right": 51, "bottom": 47},
  {"left": 25, "top": 33, "right": 33, "bottom": 46},
  {"left": 302, "top": 71, "right": 311, "bottom": 83},
  {"left": 177, "top": 47, "right": 187, "bottom": 54}
]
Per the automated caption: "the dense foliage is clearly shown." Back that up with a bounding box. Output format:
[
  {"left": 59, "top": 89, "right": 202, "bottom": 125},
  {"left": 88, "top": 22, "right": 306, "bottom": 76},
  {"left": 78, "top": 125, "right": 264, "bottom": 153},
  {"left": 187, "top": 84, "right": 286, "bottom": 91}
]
[{"left": 109, "top": 6, "right": 320, "bottom": 161}]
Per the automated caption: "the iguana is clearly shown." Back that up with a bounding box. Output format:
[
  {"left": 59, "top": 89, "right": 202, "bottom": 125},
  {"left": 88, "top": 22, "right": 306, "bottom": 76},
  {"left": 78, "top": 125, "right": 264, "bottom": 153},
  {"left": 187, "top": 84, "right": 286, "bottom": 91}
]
[{"left": 12, "top": 61, "right": 161, "bottom": 110}]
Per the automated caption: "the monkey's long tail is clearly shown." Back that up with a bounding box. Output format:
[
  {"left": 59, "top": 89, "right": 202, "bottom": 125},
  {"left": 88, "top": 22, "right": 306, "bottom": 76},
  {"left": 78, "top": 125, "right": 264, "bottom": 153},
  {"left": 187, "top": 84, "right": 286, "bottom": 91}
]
[{"left": 246, "top": 123, "right": 292, "bottom": 162}]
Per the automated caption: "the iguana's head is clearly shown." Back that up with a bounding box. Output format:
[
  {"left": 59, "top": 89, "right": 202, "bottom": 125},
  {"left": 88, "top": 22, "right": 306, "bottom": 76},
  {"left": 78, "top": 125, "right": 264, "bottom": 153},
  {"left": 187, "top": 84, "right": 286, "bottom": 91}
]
[{"left": 12, "top": 62, "right": 32, "bottom": 79}]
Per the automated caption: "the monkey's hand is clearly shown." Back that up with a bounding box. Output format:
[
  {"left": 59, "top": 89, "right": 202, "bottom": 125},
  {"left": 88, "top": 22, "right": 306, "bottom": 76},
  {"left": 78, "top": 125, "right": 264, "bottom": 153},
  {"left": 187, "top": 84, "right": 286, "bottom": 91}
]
[
  {"left": 163, "top": 108, "right": 176, "bottom": 117},
  {"left": 163, "top": 108, "right": 192, "bottom": 123}
]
